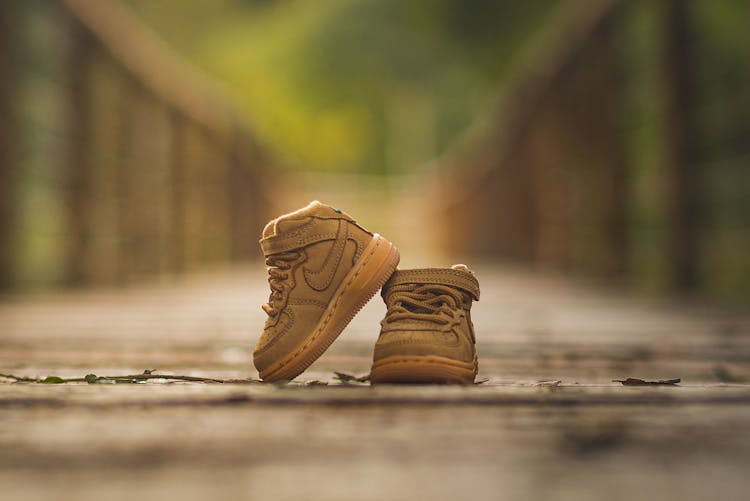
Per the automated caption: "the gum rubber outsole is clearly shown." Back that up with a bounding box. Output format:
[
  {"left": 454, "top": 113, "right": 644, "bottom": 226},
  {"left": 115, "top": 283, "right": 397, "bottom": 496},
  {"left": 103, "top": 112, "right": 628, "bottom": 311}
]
[
  {"left": 370, "top": 355, "right": 477, "bottom": 385},
  {"left": 259, "top": 235, "right": 400, "bottom": 382}
]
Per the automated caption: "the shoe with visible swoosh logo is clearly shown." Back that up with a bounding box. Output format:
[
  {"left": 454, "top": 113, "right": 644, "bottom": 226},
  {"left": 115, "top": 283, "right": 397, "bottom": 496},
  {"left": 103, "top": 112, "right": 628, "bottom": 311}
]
[
  {"left": 254, "top": 201, "right": 400, "bottom": 381},
  {"left": 370, "top": 265, "right": 480, "bottom": 385}
]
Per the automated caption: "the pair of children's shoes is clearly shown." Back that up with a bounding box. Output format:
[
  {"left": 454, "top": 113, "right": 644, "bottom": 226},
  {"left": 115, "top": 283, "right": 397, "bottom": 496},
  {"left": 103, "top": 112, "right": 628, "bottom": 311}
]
[{"left": 253, "top": 201, "right": 479, "bottom": 384}]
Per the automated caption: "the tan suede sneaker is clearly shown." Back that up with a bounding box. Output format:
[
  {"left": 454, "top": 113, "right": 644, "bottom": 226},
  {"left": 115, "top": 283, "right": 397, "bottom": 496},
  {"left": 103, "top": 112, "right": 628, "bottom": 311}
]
[
  {"left": 254, "top": 201, "right": 400, "bottom": 381},
  {"left": 370, "top": 265, "right": 480, "bottom": 384}
]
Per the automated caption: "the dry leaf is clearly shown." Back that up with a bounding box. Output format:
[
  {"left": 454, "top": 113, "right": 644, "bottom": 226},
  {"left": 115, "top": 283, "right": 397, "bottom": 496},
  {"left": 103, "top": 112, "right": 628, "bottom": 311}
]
[
  {"left": 333, "top": 372, "right": 370, "bottom": 383},
  {"left": 612, "top": 378, "right": 680, "bottom": 386}
]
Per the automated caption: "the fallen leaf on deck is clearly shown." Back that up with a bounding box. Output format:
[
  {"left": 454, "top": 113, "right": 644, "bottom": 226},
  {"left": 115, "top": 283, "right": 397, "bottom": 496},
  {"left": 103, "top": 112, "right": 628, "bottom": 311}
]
[
  {"left": 475, "top": 377, "right": 489, "bottom": 385},
  {"left": 333, "top": 372, "right": 370, "bottom": 383},
  {"left": 612, "top": 378, "right": 680, "bottom": 386}
]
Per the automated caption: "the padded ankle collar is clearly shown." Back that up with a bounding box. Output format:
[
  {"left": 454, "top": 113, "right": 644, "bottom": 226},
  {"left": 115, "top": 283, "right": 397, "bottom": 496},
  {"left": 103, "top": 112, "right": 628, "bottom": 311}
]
[{"left": 385, "top": 268, "right": 480, "bottom": 300}]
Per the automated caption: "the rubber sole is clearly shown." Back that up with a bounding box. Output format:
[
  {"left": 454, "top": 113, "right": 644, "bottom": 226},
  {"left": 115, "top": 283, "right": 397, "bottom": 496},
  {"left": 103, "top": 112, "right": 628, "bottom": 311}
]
[
  {"left": 370, "top": 355, "right": 477, "bottom": 385},
  {"left": 259, "top": 234, "right": 400, "bottom": 382}
]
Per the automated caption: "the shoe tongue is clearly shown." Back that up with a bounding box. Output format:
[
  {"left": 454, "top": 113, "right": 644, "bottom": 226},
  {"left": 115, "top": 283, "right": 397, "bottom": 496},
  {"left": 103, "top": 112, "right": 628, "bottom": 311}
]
[
  {"left": 451, "top": 264, "right": 472, "bottom": 274},
  {"left": 262, "top": 201, "right": 327, "bottom": 238},
  {"left": 263, "top": 200, "right": 353, "bottom": 238},
  {"left": 386, "top": 266, "right": 480, "bottom": 301},
  {"left": 262, "top": 219, "right": 277, "bottom": 238}
]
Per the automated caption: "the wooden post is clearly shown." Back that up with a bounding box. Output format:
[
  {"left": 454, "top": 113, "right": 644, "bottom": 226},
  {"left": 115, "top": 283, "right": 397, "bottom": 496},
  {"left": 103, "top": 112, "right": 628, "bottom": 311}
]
[
  {"left": 228, "top": 152, "right": 247, "bottom": 262},
  {"left": 126, "top": 87, "right": 167, "bottom": 278},
  {"left": 0, "top": 3, "right": 16, "bottom": 290},
  {"left": 199, "top": 131, "right": 231, "bottom": 265},
  {"left": 228, "top": 132, "right": 264, "bottom": 262},
  {"left": 571, "top": 20, "right": 628, "bottom": 278},
  {"left": 114, "top": 75, "right": 134, "bottom": 284},
  {"left": 663, "top": 0, "right": 698, "bottom": 291},
  {"left": 64, "top": 26, "right": 95, "bottom": 286},
  {"left": 604, "top": 21, "right": 629, "bottom": 279},
  {"left": 168, "top": 111, "right": 187, "bottom": 274}
]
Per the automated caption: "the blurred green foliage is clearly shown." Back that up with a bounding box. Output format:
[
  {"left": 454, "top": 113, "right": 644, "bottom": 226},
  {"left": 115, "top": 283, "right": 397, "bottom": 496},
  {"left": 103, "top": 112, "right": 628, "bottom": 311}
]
[{"left": 126, "top": 0, "right": 557, "bottom": 173}]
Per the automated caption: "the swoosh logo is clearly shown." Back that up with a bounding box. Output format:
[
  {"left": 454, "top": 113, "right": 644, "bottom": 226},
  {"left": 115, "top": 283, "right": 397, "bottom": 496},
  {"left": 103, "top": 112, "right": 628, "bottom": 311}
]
[{"left": 303, "top": 220, "right": 348, "bottom": 291}]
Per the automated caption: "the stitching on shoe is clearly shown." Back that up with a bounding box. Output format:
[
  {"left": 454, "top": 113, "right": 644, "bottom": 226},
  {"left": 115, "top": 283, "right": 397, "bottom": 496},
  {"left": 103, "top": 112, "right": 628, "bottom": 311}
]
[
  {"left": 264, "top": 237, "right": 385, "bottom": 376},
  {"left": 286, "top": 298, "right": 329, "bottom": 308},
  {"left": 372, "top": 356, "right": 476, "bottom": 370},
  {"left": 273, "top": 217, "right": 316, "bottom": 239},
  {"left": 385, "top": 269, "right": 480, "bottom": 299},
  {"left": 303, "top": 221, "right": 348, "bottom": 291},
  {"left": 257, "top": 309, "right": 295, "bottom": 355},
  {"left": 261, "top": 232, "right": 339, "bottom": 254},
  {"left": 375, "top": 335, "right": 463, "bottom": 349}
]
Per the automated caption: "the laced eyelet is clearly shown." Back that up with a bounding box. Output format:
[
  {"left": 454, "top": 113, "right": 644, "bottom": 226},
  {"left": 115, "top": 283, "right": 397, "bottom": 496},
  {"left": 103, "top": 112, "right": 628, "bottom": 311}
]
[
  {"left": 262, "top": 251, "right": 301, "bottom": 317},
  {"left": 384, "top": 284, "right": 463, "bottom": 325}
]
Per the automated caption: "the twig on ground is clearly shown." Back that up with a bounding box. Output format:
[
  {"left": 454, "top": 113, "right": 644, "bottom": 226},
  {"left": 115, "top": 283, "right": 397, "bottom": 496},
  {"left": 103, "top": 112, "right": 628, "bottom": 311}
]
[
  {"left": 0, "top": 370, "right": 257, "bottom": 385},
  {"left": 535, "top": 380, "right": 562, "bottom": 387}
]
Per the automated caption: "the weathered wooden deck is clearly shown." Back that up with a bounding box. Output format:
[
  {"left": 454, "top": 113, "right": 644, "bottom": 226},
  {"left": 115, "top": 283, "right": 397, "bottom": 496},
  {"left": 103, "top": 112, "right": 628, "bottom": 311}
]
[{"left": 1, "top": 265, "right": 749, "bottom": 500}]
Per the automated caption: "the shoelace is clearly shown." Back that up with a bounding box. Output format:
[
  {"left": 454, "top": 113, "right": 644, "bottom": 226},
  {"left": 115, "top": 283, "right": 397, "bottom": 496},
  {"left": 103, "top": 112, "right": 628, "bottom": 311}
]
[
  {"left": 262, "top": 251, "right": 301, "bottom": 317},
  {"left": 383, "top": 283, "right": 464, "bottom": 325}
]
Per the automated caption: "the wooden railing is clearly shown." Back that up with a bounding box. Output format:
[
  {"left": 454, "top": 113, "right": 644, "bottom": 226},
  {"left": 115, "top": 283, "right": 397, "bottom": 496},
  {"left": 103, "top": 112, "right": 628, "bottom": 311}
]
[
  {"left": 433, "top": 0, "right": 750, "bottom": 297},
  {"left": 0, "top": 0, "right": 277, "bottom": 289},
  {"left": 436, "top": 0, "right": 625, "bottom": 275}
]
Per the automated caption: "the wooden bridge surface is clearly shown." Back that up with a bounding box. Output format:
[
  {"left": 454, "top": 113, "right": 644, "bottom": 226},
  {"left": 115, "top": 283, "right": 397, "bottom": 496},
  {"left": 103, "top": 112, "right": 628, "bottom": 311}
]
[{"left": 1, "top": 265, "right": 750, "bottom": 500}]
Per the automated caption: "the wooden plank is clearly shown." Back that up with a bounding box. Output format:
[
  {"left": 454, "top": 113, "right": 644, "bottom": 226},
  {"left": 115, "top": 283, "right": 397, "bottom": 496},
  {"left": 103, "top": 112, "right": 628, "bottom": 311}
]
[
  {"left": 0, "top": 263, "right": 748, "bottom": 500},
  {"left": 0, "top": 399, "right": 749, "bottom": 501}
]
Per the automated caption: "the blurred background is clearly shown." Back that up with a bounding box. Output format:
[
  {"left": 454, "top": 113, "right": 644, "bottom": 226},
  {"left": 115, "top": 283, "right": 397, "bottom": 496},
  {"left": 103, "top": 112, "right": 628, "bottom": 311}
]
[{"left": 1, "top": 0, "right": 749, "bottom": 300}]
